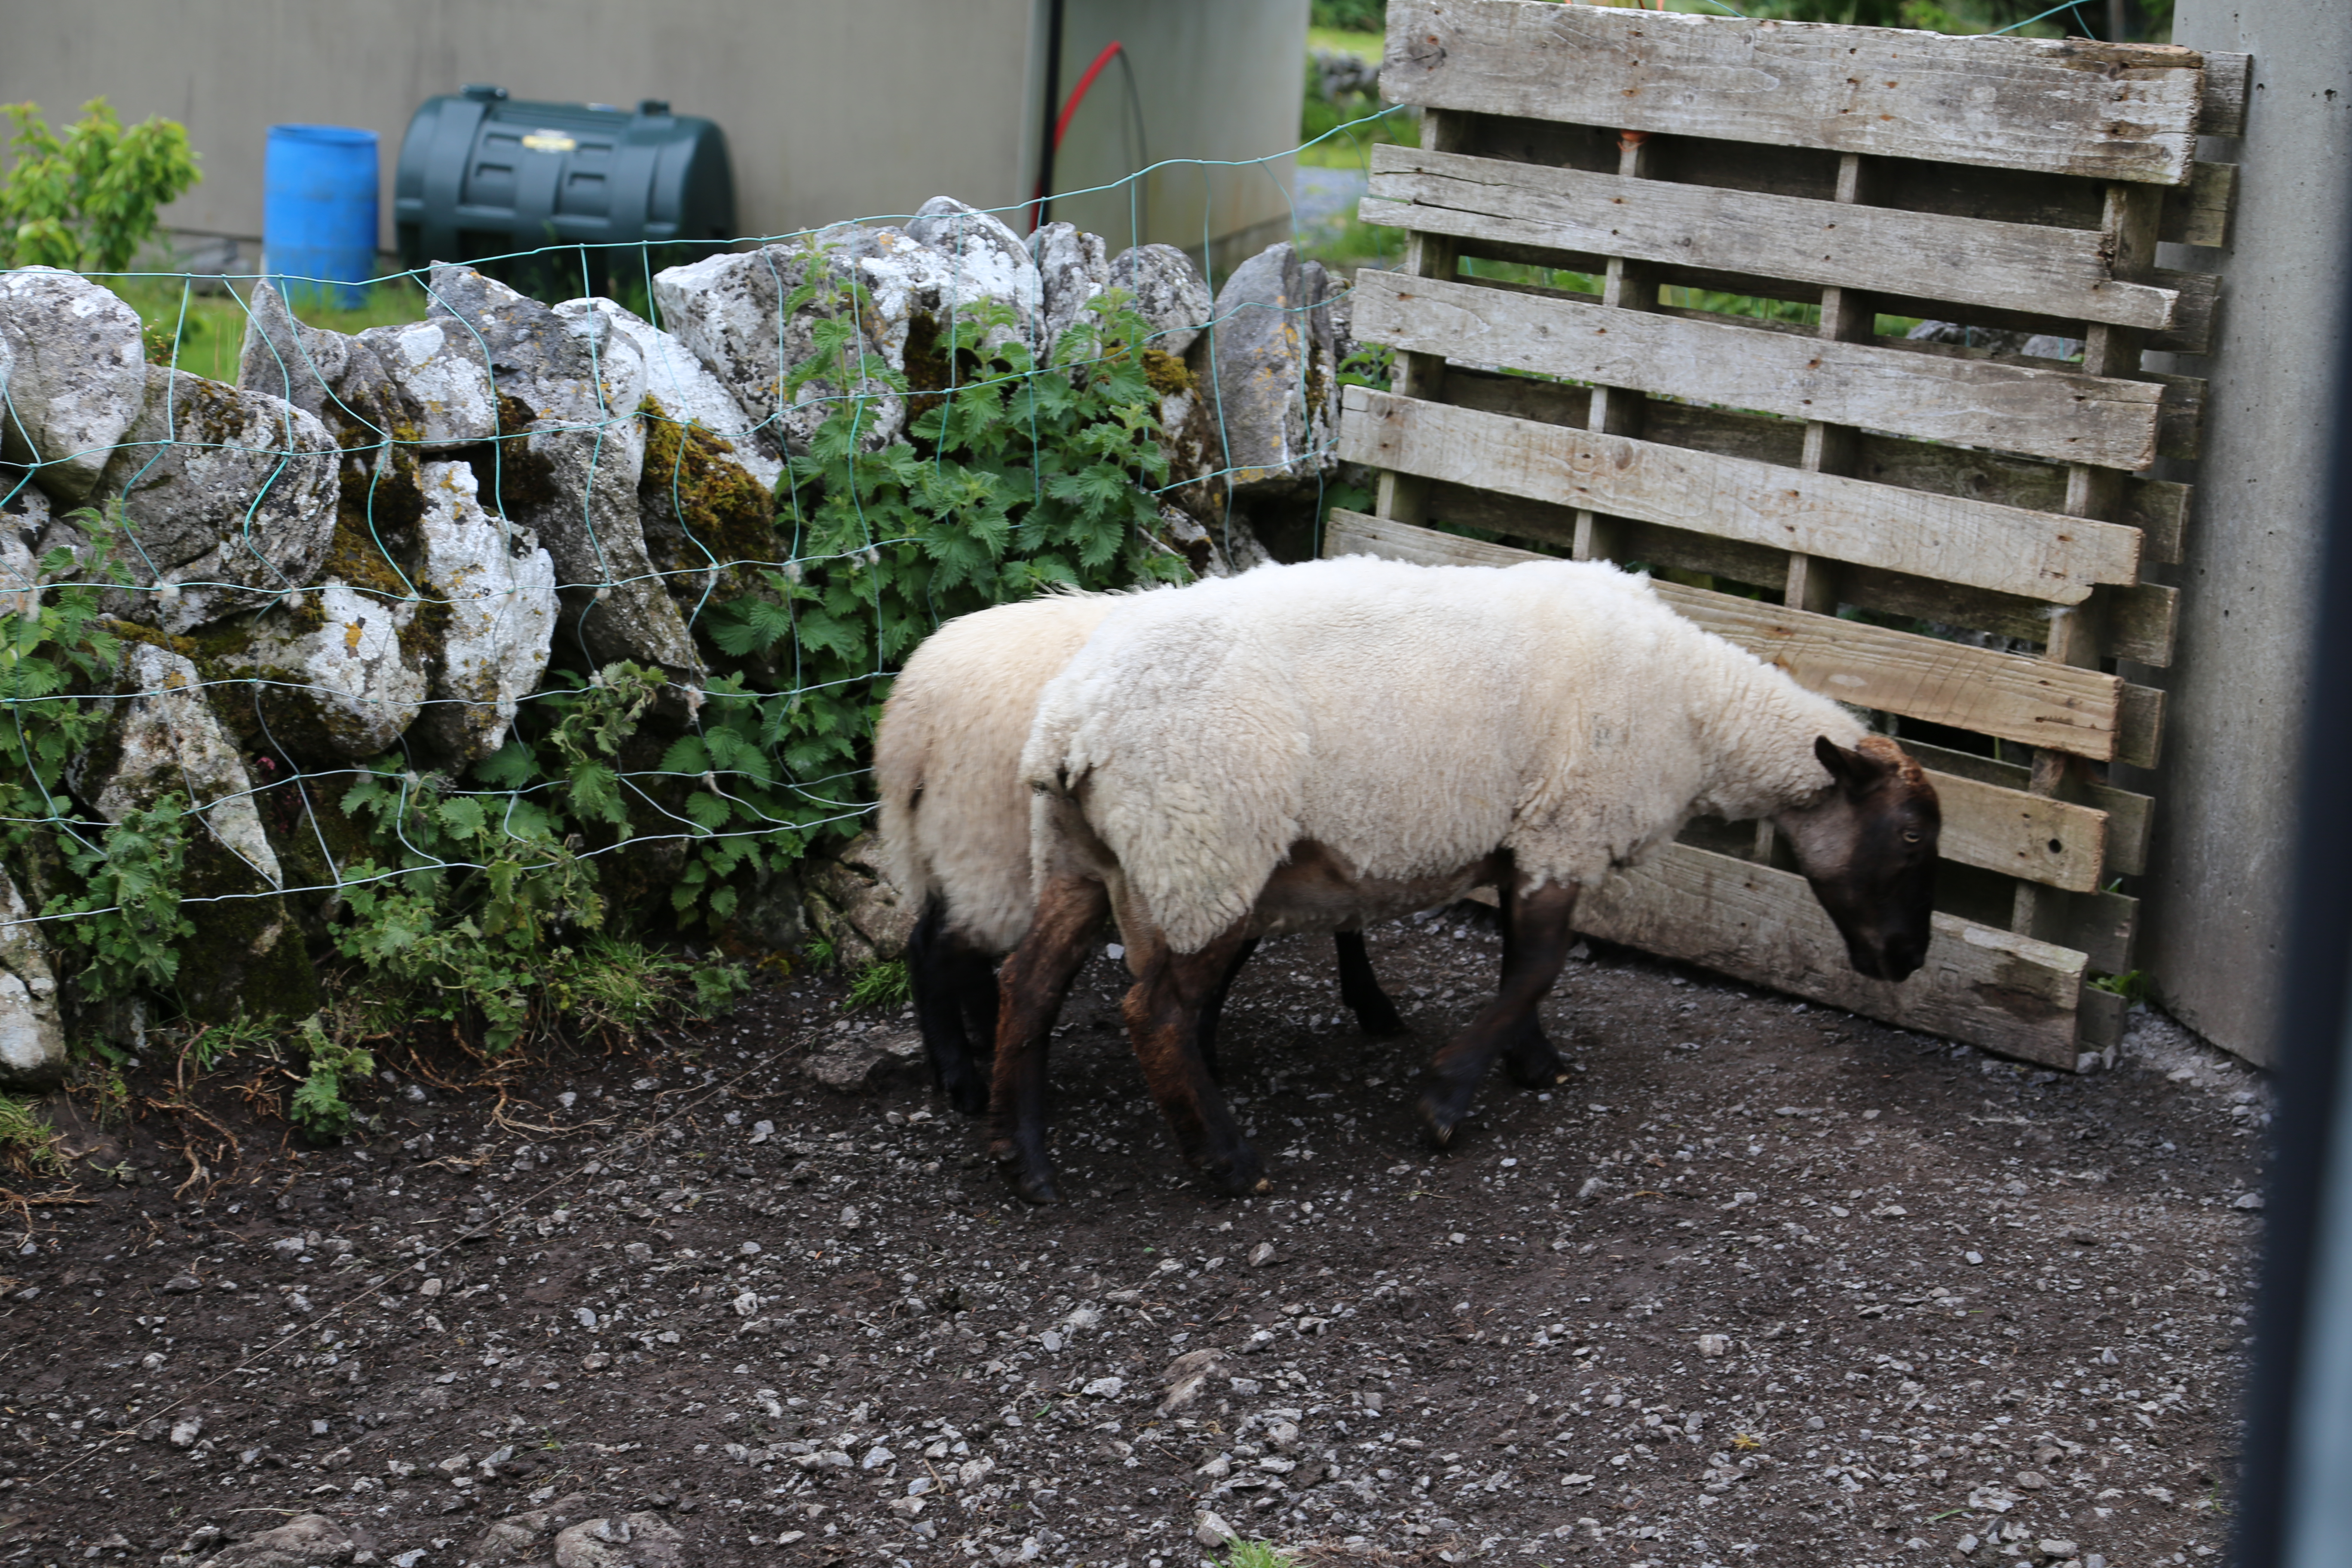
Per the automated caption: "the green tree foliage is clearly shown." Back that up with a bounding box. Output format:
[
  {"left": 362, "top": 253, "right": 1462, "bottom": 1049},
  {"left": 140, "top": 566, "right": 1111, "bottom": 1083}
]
[{"left": 0, "top": 98, "right": 202, "bottom": 273}]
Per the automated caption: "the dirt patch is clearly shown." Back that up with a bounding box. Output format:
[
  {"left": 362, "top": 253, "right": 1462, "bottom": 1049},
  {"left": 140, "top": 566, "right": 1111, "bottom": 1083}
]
[{"left": 0, "top": 910, "right": 2260, "bottom": 1566}]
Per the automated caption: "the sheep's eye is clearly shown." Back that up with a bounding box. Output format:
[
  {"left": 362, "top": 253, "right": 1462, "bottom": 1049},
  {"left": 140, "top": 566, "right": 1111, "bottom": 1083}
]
[{"left": 1901, "top": 830, "right": 1922, "bottom": 845}]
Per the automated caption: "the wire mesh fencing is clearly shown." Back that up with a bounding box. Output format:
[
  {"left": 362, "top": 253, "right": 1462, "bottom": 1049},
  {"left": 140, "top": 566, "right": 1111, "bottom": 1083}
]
[{"left": 0, "top": 117, "right": 1403, "bottom": 1042}]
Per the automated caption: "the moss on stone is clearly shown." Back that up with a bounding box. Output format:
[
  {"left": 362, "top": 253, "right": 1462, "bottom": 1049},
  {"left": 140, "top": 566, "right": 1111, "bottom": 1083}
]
[
  {"left": 1142, "top": 346, "right": 1194, "bottom": 399},
  {"left": 638, "top": 393, "right": 778, "bottom": 586}
]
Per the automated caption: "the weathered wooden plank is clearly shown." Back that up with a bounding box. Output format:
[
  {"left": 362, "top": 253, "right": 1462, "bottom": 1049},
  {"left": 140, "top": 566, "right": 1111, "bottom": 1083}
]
[
  {"left": 1325, "top": 511, "right": 2127, "bottom": 760},
  {"left": 2116, "top": 683, "right": 2165, "bottom": 770},
  {"left": 1340, "top": 387, "right": 2143, "bottom": 605},
  {"left": 2161, "top": 162, "right": 2238, "bottom": 249},
  {"left": 1354, "top": 270, "right": 2165, "bottom": 470},
  {"left": 2079, "top": 986, "right": 2127, "bottom": 1054},
  {"left": 1446, "top": 229, "right": 2220, "bottom": 357},
  {"left": 2153, "top": 373, "right": 2205, "bottom": 461},
  {"left": 2197, "top": 51, "right": 2253, "bottom": 138},
  {"left": 1435, "top": 364, "right": 2192, "bottom": 560},
  {"left": 1363, "top": 146, "right": 2183, "bottom": 331},
  {"left": 1922, "top": 769, "right": 2108, "bottom": 894},
  {"left": 1381, "top": 0, "right": 2202, "bottom": 186},
  {"left": 1574, "top": 842, "right": 2086, "bottom": 1067},
  {"left": 1896, "top": 738, "right": 2153, "bottom": 879},
  {"left": 2050, "top": 888, "right": 2139, "bottom": 975}
]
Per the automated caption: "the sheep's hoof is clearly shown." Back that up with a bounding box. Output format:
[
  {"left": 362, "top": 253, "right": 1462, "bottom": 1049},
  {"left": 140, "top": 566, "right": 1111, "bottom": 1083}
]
[
  {"left": 1002, "top": 1163, "right": 1060, "bottom": 1206},
  {"left": 945, "top": 1080, "right": 990, "bottom": 1118},
  {"left": 1350, "top": 997, "right": 1408, "bottom": 1038},
  {"left": 1416, "top": 1088, "right": 1466, "bottom": 1148}
]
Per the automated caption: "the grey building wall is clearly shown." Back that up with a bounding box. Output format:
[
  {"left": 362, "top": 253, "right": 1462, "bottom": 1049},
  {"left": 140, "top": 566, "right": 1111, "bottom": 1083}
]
[
  {"left": 0, "top": 0, "right": 1304, "bottom": 263},
  {"left": 2134, "top": 1, "right": 2352, "bottom": 1065}
]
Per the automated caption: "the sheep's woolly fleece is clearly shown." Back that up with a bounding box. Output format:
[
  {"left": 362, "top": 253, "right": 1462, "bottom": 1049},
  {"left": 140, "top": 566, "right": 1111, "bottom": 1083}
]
[
  {"left": 1023, "top": 554, "right": 1864, "bottom": 953},
  {"left": 873, "top": 591, "right": 1116, "bottom": 954}
]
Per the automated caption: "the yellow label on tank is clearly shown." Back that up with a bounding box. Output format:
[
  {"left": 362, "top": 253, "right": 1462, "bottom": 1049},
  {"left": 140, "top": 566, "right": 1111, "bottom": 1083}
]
[{"left": 521, "top": 131, "right": 577, "bottom": 153}]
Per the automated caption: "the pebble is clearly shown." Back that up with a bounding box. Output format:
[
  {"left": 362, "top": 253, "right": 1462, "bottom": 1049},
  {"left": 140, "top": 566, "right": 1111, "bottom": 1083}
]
[
  {"left": 162, "top": 1274, "right": 200, "bottom": 1293},
  {"left": 1248, "top": 1241, "right": 1277, "bottom": 1268}
]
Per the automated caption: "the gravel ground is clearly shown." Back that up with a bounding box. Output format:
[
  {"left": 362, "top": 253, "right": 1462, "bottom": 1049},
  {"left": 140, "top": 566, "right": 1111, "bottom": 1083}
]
[{"left": 0, "top": 907, "right": 2266, "bottom": 1568}]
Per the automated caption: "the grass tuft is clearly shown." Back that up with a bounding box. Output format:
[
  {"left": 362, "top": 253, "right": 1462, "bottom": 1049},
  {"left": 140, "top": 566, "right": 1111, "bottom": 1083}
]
[{"left": 847, "top": 959, "right": 912, "bottom": 1012}]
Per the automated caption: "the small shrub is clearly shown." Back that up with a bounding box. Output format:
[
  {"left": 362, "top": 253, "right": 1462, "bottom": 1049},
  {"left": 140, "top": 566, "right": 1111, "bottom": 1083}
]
[
  {"left": 0, "top": 98, "right": 201, "bottom": 273},
  {"left": 847, "top": 959, "right": 911, "bottom": 1011},
  {"left": 288, "top": 1015, "right": 374, "bottom": 1142},
  {"left": 0, "top": 1097, "right": 62, "bottom": 1177}
]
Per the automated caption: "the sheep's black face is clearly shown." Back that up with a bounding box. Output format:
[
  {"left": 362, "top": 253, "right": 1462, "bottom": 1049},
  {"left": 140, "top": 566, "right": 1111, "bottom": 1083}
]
[{"left": 1782, "top": 735, "right": 1941, "bottom": 983}]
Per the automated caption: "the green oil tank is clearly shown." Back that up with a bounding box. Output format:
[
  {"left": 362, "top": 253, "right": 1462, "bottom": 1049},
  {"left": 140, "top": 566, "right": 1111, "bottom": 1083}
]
[{"left": 393, "top": 84, "right": 734, "bottom": 289}]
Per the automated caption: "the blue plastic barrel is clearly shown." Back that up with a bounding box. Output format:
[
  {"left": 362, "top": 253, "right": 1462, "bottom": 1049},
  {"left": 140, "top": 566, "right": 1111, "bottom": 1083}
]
[{"left": 263, "top": 125, "right": 380, "bottom": 310}]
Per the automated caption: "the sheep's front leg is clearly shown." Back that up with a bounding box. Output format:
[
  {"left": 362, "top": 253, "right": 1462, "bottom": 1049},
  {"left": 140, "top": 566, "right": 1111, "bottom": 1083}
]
[
  {"left": 987, "top": 874, "right": 1109, "bottom": 1204},
  {"left": 1193, "top": 937, "right": 1261, "bottom": 1084},
  {"left": 1125, "top": 931, "right": 1267, "bottom": 1196},
  {"left": 1494, "top": 891, "right": 1571, "bottom": 1089},
  {"left": 1418, "top": 881, "right": 1580, "bottom": 1147},
  {"left": 1335, "top": 930, "right": 1406, "bottom": 1037},
  {"left": 908, "top": 896, "right": 1000, "bottom": 1118}
]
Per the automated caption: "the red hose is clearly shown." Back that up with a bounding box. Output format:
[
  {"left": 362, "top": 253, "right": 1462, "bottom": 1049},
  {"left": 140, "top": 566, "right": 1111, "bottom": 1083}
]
[
  {"left": 1031, "top": 40, "right": 1125, "bottom": 229},
  {"left": 1055, "top": 41, "right": 1126, "bottom": 151}
]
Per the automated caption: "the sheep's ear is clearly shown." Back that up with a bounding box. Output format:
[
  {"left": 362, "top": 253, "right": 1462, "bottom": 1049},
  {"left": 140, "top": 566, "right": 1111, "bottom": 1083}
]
[{"left": 1816, "top": 735, "right": 1893, "bottom": 797}]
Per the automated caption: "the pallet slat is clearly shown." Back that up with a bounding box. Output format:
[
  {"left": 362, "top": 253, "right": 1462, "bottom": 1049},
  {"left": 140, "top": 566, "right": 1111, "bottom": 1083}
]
[
  {"left": 1900, "top": 738, "right": 2153, "bottom": 878},
  {"left": 1381, "top": 0, "right": 2204, "bottom": 186},
  {"left": 2197, "top": 51, "right": 2253, "bottom": 138},
  {"left": 1326, "top": 511, "right": 2128, "bottom": 761},
  {"left": 2161, "top": 162, "right": 2238, "bottom": 249},
  {"left": 1364, "top": 146, "right": 2186, "bottom": 332},
  {"left": 1576, "top": 843, "right": 2086, "bottom": 1069},
  {"left": 1353, "top": 271, "right": 2164, "bottom": 470},
  {"left": 1434, "top": 366, "right": 2192, "bottom": 567},
  {"left": 1339, "top": 387, "right": 2142, "bottom": 606}
]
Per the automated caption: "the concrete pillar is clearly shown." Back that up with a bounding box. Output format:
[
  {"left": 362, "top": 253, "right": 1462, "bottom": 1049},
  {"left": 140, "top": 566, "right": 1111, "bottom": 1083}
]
[{"left": 2132, "top": 3, "right": 2352, "bottom": 1066}]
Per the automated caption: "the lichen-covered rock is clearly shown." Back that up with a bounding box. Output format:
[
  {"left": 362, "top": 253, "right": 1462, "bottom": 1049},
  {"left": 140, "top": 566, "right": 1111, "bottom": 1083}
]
[
  {"left": 73, "top": 645, "right": 281, "bottom": 887},
  {"left": 654, "top": 209, "right": 1043, "bottom": 456},
  {"left": 801, "top": 832, "right": 915, "bottom": 968},
  {"left": 413, "top": 459, "right": 557, "bottom": 765},
  {"left": 215, "top": 584, "right": 428, "bottom": 761},
  {"left": 0, "top": 870, "right": 68, "bottom": 1090},
  {"left": 236, "top": 281, "right": 401, "bottom": 442},
  {"left": 906, "top": 196, "right": 1044, "bottom": 346},
  {"left": 0, "top": 267, "right": 150, "bottom": 502},
  {"left": 1108, "top": 243, "right": 1214, "bottom": 358},
  {"left": 1034, "top": 221, "right": 1109, "bottom": 360},
  {"left": 199, "top": 1513, "right": 355, "bottom": 1568},
  {"left": 356, "top": 317, "right": 499, "bottom": 449},
  {"left": 558, "top": 297, "right": 780, "bottom": 491},
  {"left": 0, "top": 481, "right": 49, "bottom": 619},
  {"left": 1193, "top": 242, "right": 1339, "bottom": 494},
  {"left": 428, "top": 266, "right": 702, "bottom": 686},
  {"left": 88, "top": 368, "right": 341, "bottom": 633},
  {"left": 552, "top": 1513, "right": 684, "bottom": 1568},
  {"left": 67, "top": 644, "right": 321, "bottom": 1022}
]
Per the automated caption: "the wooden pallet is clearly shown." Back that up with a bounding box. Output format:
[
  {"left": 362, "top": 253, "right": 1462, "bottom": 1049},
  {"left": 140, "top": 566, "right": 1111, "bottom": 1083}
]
[{"left": 1331, "top": 1, "right": 2246, "bottom": 1068}]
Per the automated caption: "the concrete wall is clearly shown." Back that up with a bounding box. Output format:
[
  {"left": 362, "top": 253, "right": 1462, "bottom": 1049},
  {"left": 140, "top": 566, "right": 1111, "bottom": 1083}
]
[
  {"left": 0, "top": 0, "right": 1304, "bottom": 263},
  {"left": 2132, "top": 1, "right": 2352, "bottom": 1064},
  {"left": 1043, "top": 0, "right": 1308, "bottom": 282}
]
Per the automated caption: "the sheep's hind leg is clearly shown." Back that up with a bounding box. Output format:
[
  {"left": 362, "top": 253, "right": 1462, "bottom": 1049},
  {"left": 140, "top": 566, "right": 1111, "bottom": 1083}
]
[
  {"left": 1193, "top": 937, "right": 1261, "bottom": 1084},
  {"left": 908, "top": 897, "right": 998, "bottom": 1118},
  {"left": 1126, "top": 930, "right": 1265, "bottom": 1196},
  {"left": 986, "top": 874, "right": 1109, "bottom": 1204},
  {"left": 1335, "top": 930, "right": 1406, "bottom": 1037},
  {"left": 1417, "top": 882, "right": 1580, "bottom": 1148}
]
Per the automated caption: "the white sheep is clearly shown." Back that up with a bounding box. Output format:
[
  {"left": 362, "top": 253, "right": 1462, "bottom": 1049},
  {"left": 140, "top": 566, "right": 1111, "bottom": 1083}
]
[
  {"left": 873, "top": 590, "right": 1414, "bottom": 1117},
  {"left": 989, "top": 554, "right": 1939, "bottom": 1200}
]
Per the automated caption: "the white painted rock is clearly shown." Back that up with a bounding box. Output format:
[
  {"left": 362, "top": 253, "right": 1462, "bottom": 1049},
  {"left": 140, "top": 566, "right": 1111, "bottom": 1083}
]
[
  {"left": 1108, "top": 243, "right": 1214, "bottom": 358},
  {"left": 0, "top": 267, "right": 150, "bottom": 502},
  {"left": 356, "top": 317, "right": 500, "bottom": 450},
  {"left": 69, "top": 644, "right": 282, "bottom": 891},
  {"left": 557, "top": 297, "right": 780, "bottom": 491},
  {"left": 89, "top": 368, "right": 341, "bottom": 633},
  {"left": 0, "top": 870, "right": 68, "bottom": 1090},
  {"left": 429, "top": 266, "right": 701, "bottom": 684},
  {"left": 1033, "top": 221, "right": 1109, "bottom": 360},
  {"left": 413, "top": 459, "right": 557, "bottom": 764}
]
